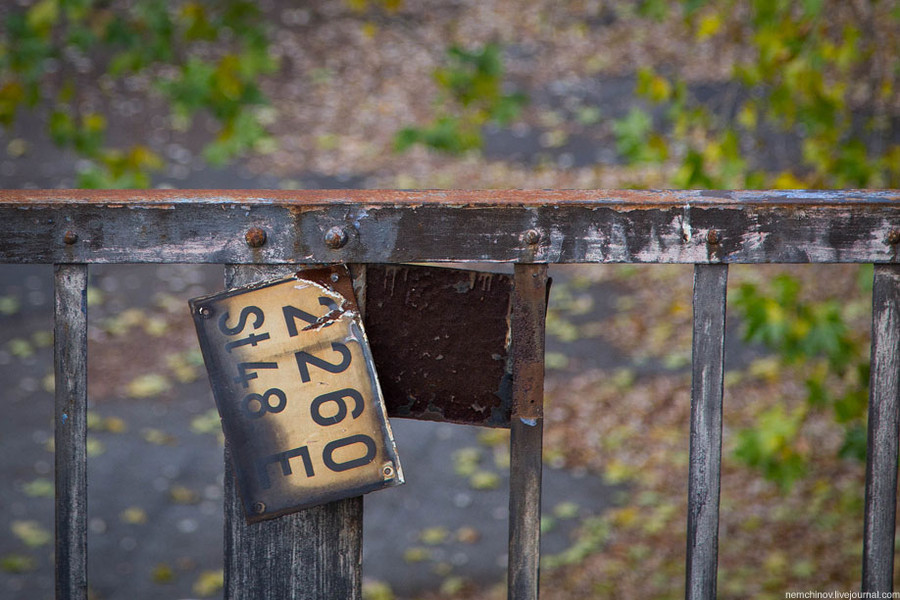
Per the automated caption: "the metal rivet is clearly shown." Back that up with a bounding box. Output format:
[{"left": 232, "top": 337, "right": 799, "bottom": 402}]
[
  {"left": 888, "top": 230, "right": 900, "bottom": 245},
  {"left": 63, "top": 231, "right": 78, "bottom": 245},
  {"left": 198, "top": 306, "right": 211, "bottom": 318},
  {"left": 382, "top": 463, "right": 394, "bottom": 479},
  {"left": 707, "top": 229, "right": 721, "bottom": 245},
  {"left": 523, "top": 229, "right": 541, "bottom": 245},
  {"left": 324, "top": 226, "right": 349, "bottom": 250},
  {"left": 252, "top": 501, "right": 266, "bottom": 514},
  {"left": 245, "top": 227, "right": 267, "bottom": 248},
  {"left": 330, "top": 273, "right": 340, "bottom": 283}
]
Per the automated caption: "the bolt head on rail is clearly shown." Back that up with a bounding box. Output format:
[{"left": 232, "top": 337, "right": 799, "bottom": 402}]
[
  {"left": 324, "top": 226, "right": 349, "bottom": 250},
  {"left": 523, "top": 229, "right": 541, "bottom": 245},
  {"left": 245, "top": 227, "right": 267, "bottom": 248}
]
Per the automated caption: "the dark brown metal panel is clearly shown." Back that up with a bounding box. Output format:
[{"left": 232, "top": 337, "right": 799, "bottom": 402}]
[
  {"left": 508, "top": 264, "right": 548, "bottom": 600},
  {"left": 685, "top": 264, "right": 728, "bottom": 600},
  {"left": 54, "top": 264, "right": 88, "bottom": 600},
  {"left": 223, "top": 265, "right": 362, "bottom": 600},
  {"left": 863, "top": 264, "right": 900, "bottom": 592},
  {"left": 364, "top": 264, "right": 513, "bottom": 427},
  {"left": 2, "top": 190, "right": 900, "bottom": 264}
]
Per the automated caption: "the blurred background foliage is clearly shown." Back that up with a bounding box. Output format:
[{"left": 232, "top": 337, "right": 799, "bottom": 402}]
[
  {"left": 1, "top": 0, "right": 899, "bottom": 598},
  {"left": 1, "top": 0, "right": 276, "bottom": 187}
]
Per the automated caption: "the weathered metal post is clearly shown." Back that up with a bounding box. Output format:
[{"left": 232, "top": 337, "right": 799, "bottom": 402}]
[{"left": 508, "top": 264, "right": 548, "bottom": 600}]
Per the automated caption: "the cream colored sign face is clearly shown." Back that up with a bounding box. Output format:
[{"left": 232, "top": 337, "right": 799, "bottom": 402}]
[{"left": 190, "top": 267, "right": 403, "bottom": 522}]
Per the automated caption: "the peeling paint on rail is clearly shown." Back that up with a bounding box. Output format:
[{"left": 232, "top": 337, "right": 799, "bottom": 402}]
[{"left": 1, "top": 189, "right": 898, "bottom": 264}]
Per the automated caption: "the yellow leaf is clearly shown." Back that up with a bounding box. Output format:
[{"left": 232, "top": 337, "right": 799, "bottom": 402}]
[
  {"left": 83, "top": 113, "right": 106, "bottom": 133},
  {"left": 120, "top": 506, "right": 148, "bottom": 525},
  {"left": 11, "top": 521, "right": 51, "bottom": 548},
  {"left": 361, "top": 22, "right": 378, "bottom": 38},
  {"left": 695, "top": 13, "right": 721, "bottom": 41},
  {"left": 419, "top": 526, "right": 449, "bottom": 545},
  {"left": 192, "top": 570, "right": 224, "bottom": 597},
  {"left": 151, "top": 563, "right": 175, "bottom": 584},
  {"left": 126, "top": 374, "right": 172, "bottom": 399},
  {"left": 773, "top": 170, "right": 807, "bottom": 189},
  {"left": 738, "top": 103, "right": 757, "bottom": 130}
]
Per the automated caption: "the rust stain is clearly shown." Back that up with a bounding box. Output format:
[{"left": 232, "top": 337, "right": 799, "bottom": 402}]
[
  {"left": 2, "top": 188, "right": 899, "bottom": 210},
  {"left": 511, "top": 265, "right": 549, "bottom": 420}
]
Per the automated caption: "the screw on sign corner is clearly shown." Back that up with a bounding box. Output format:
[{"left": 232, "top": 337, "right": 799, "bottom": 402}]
[
  {"left": 63, "top": 231, "right": 78, "bottom": 245},
  {"left": 381, "top": 463, "right": 395, "bottom": 479},
  {"left": 252, "top": 501, "right": 266, "bottom": 514},
  {"left": 707, "top": 230, "right": 721, "bottom": 245},
  {"left": 887, "top": 230, "right": 900, "bottom": 246}
]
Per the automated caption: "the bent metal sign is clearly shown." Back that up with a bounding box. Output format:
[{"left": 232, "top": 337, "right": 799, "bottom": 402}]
[{"left": 190, "top": 266, "right": 403, "bottom": 522}]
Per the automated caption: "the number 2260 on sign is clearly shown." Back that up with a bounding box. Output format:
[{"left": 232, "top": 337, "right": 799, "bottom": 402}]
[{"left": 190, "top": 266, "right": 403, "bottom": 522}]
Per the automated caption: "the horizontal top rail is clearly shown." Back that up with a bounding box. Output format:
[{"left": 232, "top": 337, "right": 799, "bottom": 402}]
[
  {"left": 1, "top": 189, "right": 899, "bottom": 264},
  {"left": 3, "top": 188, "right": 900, "bottom": 206}
]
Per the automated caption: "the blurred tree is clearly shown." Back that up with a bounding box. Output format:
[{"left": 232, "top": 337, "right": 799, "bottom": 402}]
[
  {"left": 394, "top": 43, "right": 527, "bottom": 154},
  {"left": 620, "top": 0, "right": 899, "bottom": 489},
  {"left": 0, "top": 0, "right": 278, "bottom": 187},
  {"left": 621, "top": 0, "right": 900, "bottom": 189},
  {"left": 397, "top": 0, "right": 898, "bottom": 491}
]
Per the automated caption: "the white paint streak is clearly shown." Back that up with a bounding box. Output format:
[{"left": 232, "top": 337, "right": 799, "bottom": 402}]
[
  {"left": 681, "top": 203, "right": 693, "bottom": 243},
  {"left": 547, "top": 226, "right": 565, "bottom": 262}
]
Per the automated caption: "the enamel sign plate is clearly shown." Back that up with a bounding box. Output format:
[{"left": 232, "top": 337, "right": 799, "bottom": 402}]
[{"left": 190, "top": 266, "right": 403, "bottom": 522}]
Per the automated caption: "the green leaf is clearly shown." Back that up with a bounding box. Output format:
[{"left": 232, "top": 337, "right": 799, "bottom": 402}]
[
  {"left": 613, "top": 108, "right": 666, "bottom": 164},
  {"left": 802, "top": 0, "right": 824, "bottom": 18},
  {"left": 734, "top": 403, "right": 808, "bottom": 492},
  {"left": 838, "top": 423, "right": 867, "bottom": 461},
  {"left": 26, "top": 0, "right": 60, "bottom": 35},
  {"left": 637, "top": 0, "right": 669, "bottom": 21},
  {"left": 49, "top": 110, "right": 75, "bottom": 146},
  {"left": 0, "top": 81, "right": 25, "bottom": 127},
  {"left": 1, "top": 553, "right": 36, "bottom": 574}
]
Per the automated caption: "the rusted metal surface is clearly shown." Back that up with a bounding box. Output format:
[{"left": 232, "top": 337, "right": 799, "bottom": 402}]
[
  {"left": 2, "top": 190, "right": 899, "bottom": 265},
  {"left": 510, "top": 265, "right": 549, "bottom": 421},
  {"left": 508, "top": 264, "right": 548, "bottom": 600},
  {"left": 686, "top": 264, "right": 729, "bottom": 600},
  {"left": 364, "top": 264, "right": 514, "bottom": 427},
  {"left": 244, "top": 227, "right": 267, "bottom": 248},
  {"left": 2, "top": 188, "right": 900, "bottom": 206},
  {"left": 191, "top": 265, "right": 402, "bottom": 522}
]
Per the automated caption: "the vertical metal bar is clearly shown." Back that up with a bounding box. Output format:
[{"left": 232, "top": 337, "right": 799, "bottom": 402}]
[
  {"left": 862, "top": 264, "right": 900, "bottom": 592},
  {"left": 685, "top": 264, "right": 728, "bottom": 600},
  {"left": 54, "top": 264, "right": 88, "bottom": 600},
  {"left": 508, "top": 263, "right": 548, "bottom": 600},
  {"left": 223, "top": 265, "right": 363, "bottom": 600}
]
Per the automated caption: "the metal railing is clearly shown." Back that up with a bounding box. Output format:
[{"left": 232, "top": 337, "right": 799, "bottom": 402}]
[{"left": 1, "top": 189, "right": 899, "bottom": 599}]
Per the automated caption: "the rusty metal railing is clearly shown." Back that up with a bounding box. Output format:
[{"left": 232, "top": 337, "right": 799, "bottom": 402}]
[{"left": 2, "top": 189, "right": 899, "bottom": 600}]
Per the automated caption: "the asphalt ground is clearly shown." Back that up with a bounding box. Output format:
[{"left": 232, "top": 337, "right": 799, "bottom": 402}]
[{"left": 0, "top": 262, "right": 620, "bottom": 600}]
